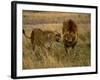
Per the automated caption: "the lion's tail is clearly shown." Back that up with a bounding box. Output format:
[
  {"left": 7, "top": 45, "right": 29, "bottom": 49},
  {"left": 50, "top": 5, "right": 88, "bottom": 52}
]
[{"left": 23, "top": 29, "right": 31, "bottom": 39}]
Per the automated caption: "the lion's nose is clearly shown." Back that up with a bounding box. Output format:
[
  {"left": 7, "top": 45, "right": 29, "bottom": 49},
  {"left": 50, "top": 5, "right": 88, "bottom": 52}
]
[{"left": 68, "top": 38, "right": 72, "bottom": 42}]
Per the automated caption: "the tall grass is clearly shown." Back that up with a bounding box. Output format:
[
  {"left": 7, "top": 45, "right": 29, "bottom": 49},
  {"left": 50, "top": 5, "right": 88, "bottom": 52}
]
[{"left": 23, "top": 11, "right": 91, "bottom": 69}]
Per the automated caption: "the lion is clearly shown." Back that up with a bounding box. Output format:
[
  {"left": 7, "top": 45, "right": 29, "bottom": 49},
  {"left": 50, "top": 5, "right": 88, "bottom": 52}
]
[
  {"left": 23, "top": 28, "right": 61, "bottom": 51},
  {"left": 62, "top": 19, "right": 78, "bottom": 53}
]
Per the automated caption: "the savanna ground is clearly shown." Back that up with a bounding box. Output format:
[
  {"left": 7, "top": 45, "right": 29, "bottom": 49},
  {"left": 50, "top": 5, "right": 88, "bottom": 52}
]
[{"left": 23, "top": 10, "right": 91, "bottom": 69}]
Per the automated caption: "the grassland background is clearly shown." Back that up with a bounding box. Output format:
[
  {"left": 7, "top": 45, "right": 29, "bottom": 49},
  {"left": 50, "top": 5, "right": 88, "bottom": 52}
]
[{"left": 22, "top": 10, "right": 91, "bottom": 69}]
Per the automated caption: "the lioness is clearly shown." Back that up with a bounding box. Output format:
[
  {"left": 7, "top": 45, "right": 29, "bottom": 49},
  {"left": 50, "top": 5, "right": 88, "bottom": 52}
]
[{"left": 23, "top": 28, "right": 61, "bottom": 51}]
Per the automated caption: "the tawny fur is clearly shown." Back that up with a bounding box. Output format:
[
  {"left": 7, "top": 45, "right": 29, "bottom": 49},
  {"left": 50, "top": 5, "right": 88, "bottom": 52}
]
[{"left": 62, "top": 19, "right": 78, "bottom": 53}]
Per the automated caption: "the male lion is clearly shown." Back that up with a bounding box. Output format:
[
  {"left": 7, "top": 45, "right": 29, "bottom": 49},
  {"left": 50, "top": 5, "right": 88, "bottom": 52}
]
[
  {"left": 62, "top": 19, "right": 78, "bottom": 53},
  {"left": 23, "top": 28, "right": 61, "bottom": 51}
]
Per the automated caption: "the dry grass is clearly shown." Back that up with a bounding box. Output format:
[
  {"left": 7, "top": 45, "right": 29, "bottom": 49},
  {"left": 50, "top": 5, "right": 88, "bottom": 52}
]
[{"left": 22, "top": 11, "right": 91, "bottom": 69}]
